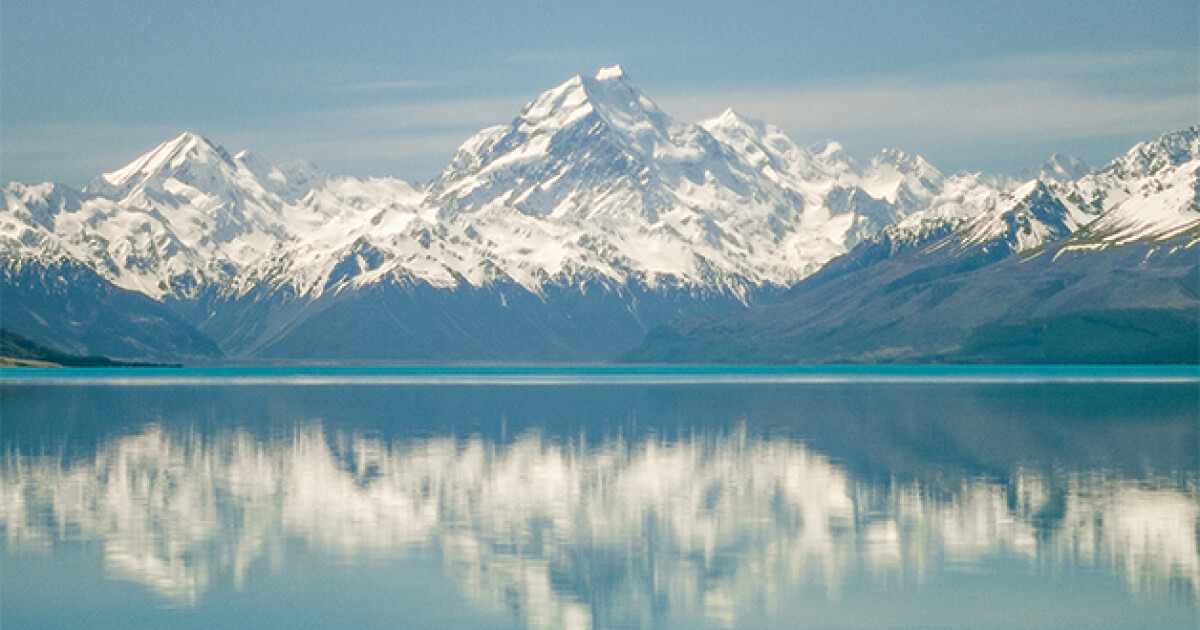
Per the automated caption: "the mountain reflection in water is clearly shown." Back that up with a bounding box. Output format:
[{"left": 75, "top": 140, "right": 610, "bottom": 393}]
[{"left": 3, "top": 423, "right": 1196, "bottom": 628}]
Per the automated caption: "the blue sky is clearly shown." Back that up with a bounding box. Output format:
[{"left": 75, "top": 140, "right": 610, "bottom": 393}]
[{"left": 2, "top": 0, "right": 1196, "bottom": 186}]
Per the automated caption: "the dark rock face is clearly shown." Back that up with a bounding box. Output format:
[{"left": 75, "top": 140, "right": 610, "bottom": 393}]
[
  {"left": 1, "top": 261, "right": 223, "bottom": 363},
  {"left": 624, "top": 233, "right": 1199, "bottom": 364},
  {"left": 179, "top": 280, "right": 763, "bottom": 362},
  {"left": 0, "top": 254, "right": 760, "bottom": 364}
]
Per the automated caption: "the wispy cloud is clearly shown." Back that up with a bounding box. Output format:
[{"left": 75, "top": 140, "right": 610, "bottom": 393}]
[
  {"left": 663, "top": 78, "right": 1195, "bottom": 143},
  {"left": 0, "top": 122, "right": 186, "bottom": 186},
  {"left": 0, "top": 94, "right": 531, "bottom": 186},
  {"left": 658, "top": 48, "right": 1198, "bottom": 169},
  {"left": 291, "top": 47, "right": 1198, "bottom": 176},
  {"left": 226, "top": 129, "right": 479, "bottom": 173},
  {"left": 296, "top": 96, "right": 530, "bottom": 132},
  {"left": 217, "top": 96, "right": 534, "bottom": 180},
  {"left": 943, "top": 48, "right": 1195, "bottom": 80},
  {"left": 500, "top": 47, "right": 656, "bottom": 70},
  {"left": 341, "top": 79, "right": 440, "bottom": 92},
  {"left": 4, "top": 49, "right": 1195, "bottom": 186}
]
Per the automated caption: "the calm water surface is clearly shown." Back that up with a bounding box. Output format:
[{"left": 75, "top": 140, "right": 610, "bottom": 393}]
[{"left": 2, "top": 366, "right": 1198, "bottom": 629}]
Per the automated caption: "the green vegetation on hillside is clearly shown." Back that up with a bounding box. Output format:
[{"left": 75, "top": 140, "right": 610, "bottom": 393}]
[
  {"left": 948, "top": 308, "right": 1200, "bottom": 365},
  {"left": 0, "top": 328, "right": 160, "bottom": 367}
]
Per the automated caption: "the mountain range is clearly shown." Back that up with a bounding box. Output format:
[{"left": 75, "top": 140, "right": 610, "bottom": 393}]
[{"left": 2, "top": 66, "right": 1197, "bottom": 363}]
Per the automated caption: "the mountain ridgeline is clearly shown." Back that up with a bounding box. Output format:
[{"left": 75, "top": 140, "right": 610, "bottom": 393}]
[{"left": 2, "top": 66, "right": 1197, "bottom": 363}]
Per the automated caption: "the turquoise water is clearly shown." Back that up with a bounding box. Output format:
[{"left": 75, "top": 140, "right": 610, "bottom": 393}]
[
  {"left": 3, "top": 364, "right": 1198, "bottom": 385},
  {"left": 2, "top": 367, "right": 1197, "bottom": 629}
]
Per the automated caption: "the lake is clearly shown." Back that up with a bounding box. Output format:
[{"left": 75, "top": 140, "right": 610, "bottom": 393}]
[{"left": 2, "top": 366, "right": 1197, "bottom": 629}]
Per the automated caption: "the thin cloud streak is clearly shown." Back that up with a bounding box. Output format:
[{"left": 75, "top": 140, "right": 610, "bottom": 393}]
[
  {"left": 661, "top": 80, "right": 1195, "bottom": 144},
  {"left": 224, "top": 130, "right": 476, "bottom": 174},
  {"left": 200, "top": 47, "right": 1200, "bottom": 178},
  {"left": 658, "top": 48, "right": 1198, "bottom": 168},
  {"left": 296, "top": 95, "right": 529, "bottom": 132},
  {"left": 341, "top": 80, "right": 438, "bottom": 92},
  {"left": 3, "top": 50, "right": 1195, "bottom": 186},
  {"left": 943, "top": 48, "right": 1196, "bottom": 80},
  {"left": 1, "top": 122, "right": 189, "bottom": 186}
]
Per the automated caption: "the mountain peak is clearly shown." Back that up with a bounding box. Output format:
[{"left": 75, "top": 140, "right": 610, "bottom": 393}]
[
  {"left": 1043, "top": 153, "right": 1090, "bottom": 177},
  {"left": 594, "top": 64, "right": 626, "bottom": 82},
  {"left": 869, "top": 148, "right": 941, "bottom": 180},
  {"left": 1014, "top": 153, "right": 1091, "bottom": 182},
  {"left": 516, "top": 74, "right": 593, "bottom": 130},
  {"left": 956, "top": 177, "right": 1082, "bottom": 253},
  {"left": 873, "top": 147, "right": 912, "bottom": 163},
  {"left": 1105, "top": 125, "right": 1200, "bottom": 178},
  {"left": 507, "top": 67, "right": 673, "bottom": 145},
  {"left": 703, "top": 108, "right": 758, "bottom": 131},
  {"left": 98, "top": 131, "right": 232, "bottom": 191},
  {"left": 699, "top": 109, "right": 788, "bottom": 160},
  {"left": 811, "top": 139, "right": 846, "bottom": 159}
]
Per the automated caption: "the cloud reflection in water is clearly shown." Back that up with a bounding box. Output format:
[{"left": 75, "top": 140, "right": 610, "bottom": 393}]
[{"left": 2, "top": 424, "right": 1196, "bottom": 628}]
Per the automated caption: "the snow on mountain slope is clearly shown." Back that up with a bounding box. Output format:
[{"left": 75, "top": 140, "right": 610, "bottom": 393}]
[
  {"left": 699, "top": 109, "right": 950, "bottom": 250},
  {"left": 2, "top": 72, "right": 1196, "bottom": 308},
  {"left": 623, "top": 130, "right": 1200, "bottom": 366},
  {"left": 1, "top": 180, "right": 215, "bottom": 297},
  {"left": 867, "top": 127, "right": 1198, "bottom": 257},
  {"left": 1, "top": 183, "right": 81, "bottom": 265},
  {"left": 240, "top": 66, "right": 951, "bottom": 298},
  {"left": 2, "top": 69, "right": 925, "bottom": 300},
  {"left": 1013, "top": 154, "right": 1092, "bottom": 183},
  {"left": 1, "top": 133, "right": 379, "bottom": 299},
  {"left": 1065, "top": 126, "right": 1200, "bottom": 249},
  {"left": 859, "top": 148, "right": 941, "bottom": 206},
  {"left": 412, "top": 66, "right": 819, "bottom": 293},
  {"left": 958, "top": 180, "right": 1093, "bottom": 253}
]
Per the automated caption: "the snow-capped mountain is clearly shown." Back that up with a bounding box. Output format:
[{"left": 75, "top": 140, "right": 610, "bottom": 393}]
[
  {"left": 1066, "top": 127, "right": 1200, "bottom": 248},
  {"left": 414, "top": 67, "right": 818, "bottom": 293},
  {"left": 626, "top": 126, "right": 1200, "bottom": 364},
  {"left": 956, "top": 180, "right": 1093, "bottom": 253},
  {"left": 1, "top": 67, "right": 968, "bottom": 304},
  {"left": 869, "top": 127, "right": 1200, "bottom": 260},
  {"left": 1013, "top": 154, "right": 1092, "bottom": 183},
  {"left": 2, "top": 67, "right": 1197, "bottom": 363},
  {"left": 235, "top": 66, "right": 967, "bottom": 300},
  {"left": 3, "top": 132, "right": 337, "bottom": 298}
]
